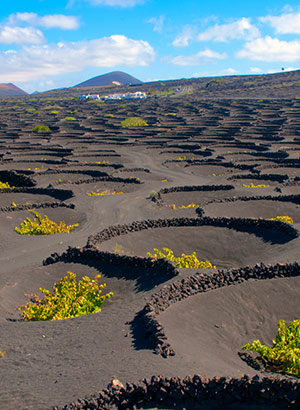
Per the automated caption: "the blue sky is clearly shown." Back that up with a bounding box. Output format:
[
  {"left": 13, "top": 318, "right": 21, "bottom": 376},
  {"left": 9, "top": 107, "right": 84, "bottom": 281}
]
[{"left": 0, "top": 0, "right": 300, "bottom": 92}]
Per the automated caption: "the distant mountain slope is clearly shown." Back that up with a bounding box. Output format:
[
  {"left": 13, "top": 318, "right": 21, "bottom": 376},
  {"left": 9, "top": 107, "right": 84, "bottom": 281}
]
[
  {"left": 75, "top": 71, "right": 143, "bottom": 88},
  {"left": 0, "top": 83, "right": 28, "bottom": 97}
]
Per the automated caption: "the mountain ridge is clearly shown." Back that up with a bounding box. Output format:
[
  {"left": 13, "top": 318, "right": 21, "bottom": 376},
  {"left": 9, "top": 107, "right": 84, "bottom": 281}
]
[
  {"left": 74, "top": 71, "right": 143, "bottom": 88},
  {"left": 0, "top": 83, "right": 28, "bottom": 97}
]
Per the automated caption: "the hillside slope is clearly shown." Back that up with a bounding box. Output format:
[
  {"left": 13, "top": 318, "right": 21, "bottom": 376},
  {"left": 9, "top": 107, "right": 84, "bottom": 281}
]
[
  {"left": 75, "top": 71, "right": 143, "bottom": 88},
  {"left": 0, "top": 83, "right": 28, "bottom": 97}
]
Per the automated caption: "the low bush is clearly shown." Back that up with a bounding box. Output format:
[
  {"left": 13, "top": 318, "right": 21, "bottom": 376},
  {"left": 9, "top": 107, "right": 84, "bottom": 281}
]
[
  {"left": 0, "top": 181, "right": 12, "bottom": 190},
  {"left": 171, "top": 202, "right": 200, "bottom": 210},
  {"left": 242, "top": 319, "right": 300, "bottom": 377},
  {"left": 269, "top": 215, "right": 293, "bottom": 224},
  {"left": 18, "top": 271, "right": 113, "bottom": 321},
  {"left": 61, "top": 116, "right": 76, "bottom": 121},
  {"left": 87, "top": 191, "right": 123, "bottom": 196},
  {"left": 32, "top": 125, "right": 51, "bottom": 132},
  {"left": 15, "top": 210, "right": 78, "bottom": 235},
  {"left": 121, "top": 117, "right": 148, "bottom": 127},
  {"left": 147, "top": 247, "right": 215, "bottom": 269},
  {"left": 243, "top": 183, "right": 270, "bottom": 188},
  {"left": 149, "top": 190, "right": 157, "bottom": 199},
  {"left": 0, "top": 350, "right": 5, "bottom": 357}
]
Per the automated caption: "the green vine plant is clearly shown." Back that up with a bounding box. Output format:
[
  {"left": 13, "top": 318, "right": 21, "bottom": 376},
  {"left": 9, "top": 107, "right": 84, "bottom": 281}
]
[
  {"left": 242, "top": 319, "right": 300, "bottom": 377},
  {"left": 15, "top": 210, "right": 79, "bottom": 235},
  {"left": 18, "top": 271, "right": 113, "bottom": 321},
  {"left": 121, "top": 117, "right": 148, "bottom": 127},
  {"left": 32, "top": 125, "right": 51, "bottom": 132},
  {"left": 147, "top": 247, "right": 215, "bottom": 269}
]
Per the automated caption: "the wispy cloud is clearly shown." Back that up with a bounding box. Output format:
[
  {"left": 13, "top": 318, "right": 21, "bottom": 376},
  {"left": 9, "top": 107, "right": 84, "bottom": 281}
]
[
  {"left": 192, "top": 67, "right": 238, "bottom": 77},
  {"left": 260, "top": 11, "right": 300, "bottom": 35},
  {"left": 11, "top": 12, "right": 80, "bottom": 30},
  {"left": 172, "top": 25, "right": 195, "bottom": 47},
  {"left": 237, "top": 36, "right": 300, "bottom": 62},
  {"left": 0, "top": 35, "right": 155, "bottom": 82},
  {"left": 87, "top": 0, "right": 145, "bottom": 6},
  {"left": 197, "top": 18, "right": 260, "bottom": 42},
  {"left": 147, "top": 15, "right": 164, "bottom": 33},
  {"left": 171, "top": 49, "right": 227, "bottom": 66}
]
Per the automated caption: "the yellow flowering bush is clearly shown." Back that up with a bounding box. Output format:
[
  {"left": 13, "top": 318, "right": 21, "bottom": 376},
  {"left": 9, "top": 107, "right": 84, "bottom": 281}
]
[
  {"left": 243, "top": 183, "right": 270, "bottom": 188},
  {"left": 269, "top": 216, "right": 294, "bottom": 224},
  {"left": 0, "top": 181, "right": 12, "bottom": 190},
  {"left": 147, "top": 247, "right": 215, "bottom": 269},
  {"left": 18, "top": 271, "right": 113, "bottom": 321},
  {"left": 243, "top": 319, "right": 300, "bottom": 377},
  {"left": 171, "top": 202, "right": 200, "bottom": 210},
  {"left": 15, "top": 210, "right": 79, "bottom": 235},
  {"left": 87, "top": 191, "right": 123, "bottom": 196}
]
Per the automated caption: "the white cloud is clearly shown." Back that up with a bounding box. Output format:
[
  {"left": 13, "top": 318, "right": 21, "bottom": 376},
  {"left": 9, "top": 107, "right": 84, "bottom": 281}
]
[
  {"left": 237, "top": 36, "right": 300, "bottom": 62},
  {"left": 249, "top": 67, "right": 298, "bottom": 74},
  {"left": 147, "top": 15, "right": 164, "bottom": 33},
  {"left": 11, "top": 12, "right": 80, "bottom": 30},
  {"left": 0, "top": 35, "right": 155, "bottom": 82},
  {"left": 192, "top": 68, "right": 238, "bottom": 77},
  {"left": 88, "top": 0, "right": 144, "bottom": 6},
  {"left": 171, "top": 49, "right": 227, "bottom": 66},
  {"left": 197, "top": 17, "right": 260, "bottom": 42},
  {"left": 172, "top": 25, "right": 195, "bottom": 47},
  {"left": 0, "top": 26, "right": 45, "bottom": 44},
  {"left": 260, "top": 12, "right": 300, "bottom": 34},
  {"left": 250, "top": 67, "right": 263, "bottom": 74}
]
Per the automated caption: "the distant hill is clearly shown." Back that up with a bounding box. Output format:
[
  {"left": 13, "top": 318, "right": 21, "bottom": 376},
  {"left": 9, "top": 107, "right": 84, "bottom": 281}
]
[
  {"left": 75, "top": 71, "right": 143, "bottom": 88},
  {"left": 0, "top": 83, "right": 28, "bottom": 97}
]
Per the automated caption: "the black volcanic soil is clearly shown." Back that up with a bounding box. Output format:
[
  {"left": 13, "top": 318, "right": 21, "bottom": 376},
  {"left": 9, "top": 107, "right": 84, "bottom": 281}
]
[{"left": 1, "top": 77, "right": 300, "bottom": 410}]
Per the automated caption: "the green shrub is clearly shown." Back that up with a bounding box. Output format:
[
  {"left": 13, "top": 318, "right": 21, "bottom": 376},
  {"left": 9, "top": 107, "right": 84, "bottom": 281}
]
[
  {"left": 15, "top": 210, "right": 78, "bottom": 235},
  {"left": 149, "top": 190, "right": 157, "bottom": 199},
  {"left": 147, "top": 247, "right": 215, "bottom": 269},
  {"left": 243, "top": 319, "right": 300, "bottom": 377},
  {"left": 105, "top": 114, "right": 114, "bottom": 118},
  {"left": 61, "top": 116, "right": 76, "bottom": 121},
  {"left": 32, "top": 125, "right": 51, "bottom": 132},
  {"left": 121, "top": 117, "right": 148, "bottom": 127},
  {"left": 18, "top": 271, "right": 113, "bottom": 321}
]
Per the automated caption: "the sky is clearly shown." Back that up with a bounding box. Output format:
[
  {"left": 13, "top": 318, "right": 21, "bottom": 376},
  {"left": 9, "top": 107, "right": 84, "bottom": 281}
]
[{"left": 0, "top": 1, "right": 300, "bottom": 93}]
